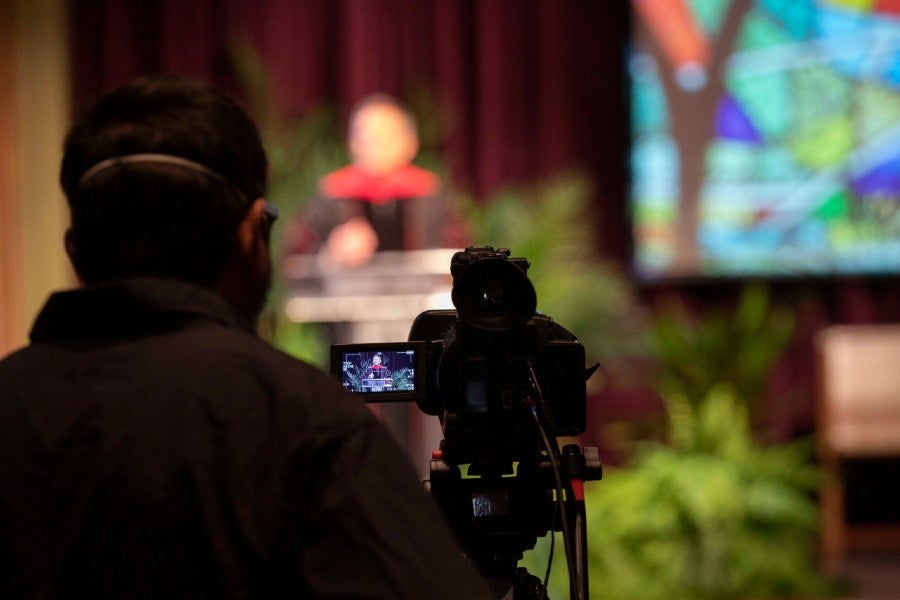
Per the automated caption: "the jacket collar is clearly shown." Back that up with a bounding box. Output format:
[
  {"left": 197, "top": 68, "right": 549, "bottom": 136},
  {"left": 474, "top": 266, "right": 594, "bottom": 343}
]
[{"left": 30, "top": 277, "right": 241, "bottom": 342}]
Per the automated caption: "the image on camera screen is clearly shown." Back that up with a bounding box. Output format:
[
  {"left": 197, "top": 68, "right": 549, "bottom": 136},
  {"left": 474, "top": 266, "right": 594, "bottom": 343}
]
[{"left": 337, "top": 347, "right": 417, "bottom": 394}]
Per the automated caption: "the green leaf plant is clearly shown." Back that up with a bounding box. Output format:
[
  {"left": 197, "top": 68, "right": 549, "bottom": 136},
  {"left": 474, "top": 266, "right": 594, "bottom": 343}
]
[
  {"left": 523, "top": 287, "right": 839, "bottom": 599},
  {"left": 652, "top": 285, "right": 795, "bottom": 424},
  {"left": 461, "top": 173, "right": 650, "bottom": 363}
]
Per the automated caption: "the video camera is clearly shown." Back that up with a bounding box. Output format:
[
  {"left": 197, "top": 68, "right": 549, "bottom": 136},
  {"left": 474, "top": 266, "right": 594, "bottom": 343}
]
[{"left": 331, "top": 247, "right": 600, "bottom": 599}]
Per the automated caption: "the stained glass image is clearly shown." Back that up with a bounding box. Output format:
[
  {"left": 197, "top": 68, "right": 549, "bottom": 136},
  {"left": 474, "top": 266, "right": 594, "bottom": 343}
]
[{"left": 631, "top": 0, "right": 900, "bottom": 279}]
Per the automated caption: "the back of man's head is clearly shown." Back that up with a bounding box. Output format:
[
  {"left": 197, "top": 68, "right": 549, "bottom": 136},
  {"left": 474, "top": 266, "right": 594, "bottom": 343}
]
[{"left": 60, "top": 74, "right": 268, "bottom": 286}]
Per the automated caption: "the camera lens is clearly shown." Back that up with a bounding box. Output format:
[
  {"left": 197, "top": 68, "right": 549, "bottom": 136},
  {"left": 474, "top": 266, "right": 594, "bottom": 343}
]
[
  {"left": 452, "top": 258, "right": 536, "bottom": 331},
  {"left": 480, "top": 280, "right": 505, "bottom": 308}
]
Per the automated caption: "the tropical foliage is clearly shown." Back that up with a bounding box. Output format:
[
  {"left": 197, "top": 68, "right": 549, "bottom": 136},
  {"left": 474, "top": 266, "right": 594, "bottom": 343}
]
[
  {"left": 652, "top": 285, "right": 795, "bottom": 424},
  {"left": 460, "top": 175, "right": 650, "bottom": 363},
  {"left": 523, "top": 288, "right": 836, "bottom": 600}
]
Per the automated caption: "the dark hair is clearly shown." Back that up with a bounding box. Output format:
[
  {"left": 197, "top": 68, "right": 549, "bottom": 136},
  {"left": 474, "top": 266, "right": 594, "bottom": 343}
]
[
  {"left": 348, "top": 93, "right": 418, "bottom": 137},
  {"left": 60, "top": 74, "right": 268, "bottom": 285}
]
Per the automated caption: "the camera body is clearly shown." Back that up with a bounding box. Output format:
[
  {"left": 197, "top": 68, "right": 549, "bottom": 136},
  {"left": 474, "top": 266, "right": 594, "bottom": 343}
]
[
  {"left": 331, "top": 247, "right": 597, "bottom": 592},
  {"left": 331, "top": 247, "right": 587, "bottom": 457}
]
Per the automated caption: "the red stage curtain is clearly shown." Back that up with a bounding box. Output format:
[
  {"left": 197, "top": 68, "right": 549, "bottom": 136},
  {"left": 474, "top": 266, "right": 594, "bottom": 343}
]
[
  {"left": 66, "top": 1, "right": 899, "bottom": 441},
  {"left": 67, "top": 0, "right": 629, "bottom": 255}
]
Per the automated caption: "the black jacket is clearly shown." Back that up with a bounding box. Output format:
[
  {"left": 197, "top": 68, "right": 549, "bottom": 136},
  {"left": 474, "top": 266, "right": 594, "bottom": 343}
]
[{"left": 0, "top": 278, "right": 492, "bottom": 599}]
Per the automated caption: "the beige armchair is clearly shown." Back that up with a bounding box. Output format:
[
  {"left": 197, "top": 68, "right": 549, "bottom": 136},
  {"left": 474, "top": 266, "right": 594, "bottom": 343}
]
[{"left": 815, "top": 324, "right": 900, "bottom": 574}]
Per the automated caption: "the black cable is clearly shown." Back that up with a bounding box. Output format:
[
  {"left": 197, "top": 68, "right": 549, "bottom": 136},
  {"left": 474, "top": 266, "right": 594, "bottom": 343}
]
[
  {"left": 543, "top": 494, "right": 557, "bottom": 589},
  {"left": 529, "top": 405, "right": 577, "bottom": 598},
  {"left": 525, "top": 363, "right": 578, "bottom": 599}
]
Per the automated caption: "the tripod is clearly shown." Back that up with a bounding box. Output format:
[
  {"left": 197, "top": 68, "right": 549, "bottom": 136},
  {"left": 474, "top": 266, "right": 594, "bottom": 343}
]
[{"left": 427, "top": 441, "right": 600, "bottom": 600}]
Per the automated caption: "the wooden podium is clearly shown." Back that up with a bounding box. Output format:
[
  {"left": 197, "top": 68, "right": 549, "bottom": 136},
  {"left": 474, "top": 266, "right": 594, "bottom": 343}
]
[{"left": 280, "top": 249, "right": 458, "bottom": 477}]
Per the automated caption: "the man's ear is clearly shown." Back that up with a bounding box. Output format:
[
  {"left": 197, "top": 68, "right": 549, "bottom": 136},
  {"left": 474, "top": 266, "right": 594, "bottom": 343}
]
[
  {"left": 64, "top": 228, "right": 88, "bottom": 286},
  {"left": 236, "top": 198, "right": 270, "bottom": 255},
  {"left": 64, "top": 228, "right": 76, "bottom": 263},
  {"left": 232, "top": 197, "right": 274, "bottom": 290},
  {"left": 64, "top": 228, "right": 81, "bottom": 277},
  {"left": 219, "top": 198, "right": 273, "bottom": 330}
]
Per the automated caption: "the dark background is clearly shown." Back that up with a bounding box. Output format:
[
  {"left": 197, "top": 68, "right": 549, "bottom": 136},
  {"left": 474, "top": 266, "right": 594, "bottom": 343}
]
[{"left": 68, "top": 0, "right": 900, "bottom": 442}]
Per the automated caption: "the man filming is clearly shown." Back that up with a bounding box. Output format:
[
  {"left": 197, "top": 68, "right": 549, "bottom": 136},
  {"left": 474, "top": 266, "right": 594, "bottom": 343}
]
[{"left": 0, "top": 74, "right": 493, "bottom": 599}]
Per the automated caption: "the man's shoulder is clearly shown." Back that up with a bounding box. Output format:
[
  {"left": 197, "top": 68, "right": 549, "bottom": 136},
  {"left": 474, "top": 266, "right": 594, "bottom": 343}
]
[
  {"left": 167, "top": 323, "right": 338, "bottom": 389},
  {"left": 177, "top": 325, "right": 371, "bottom": 420}
]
